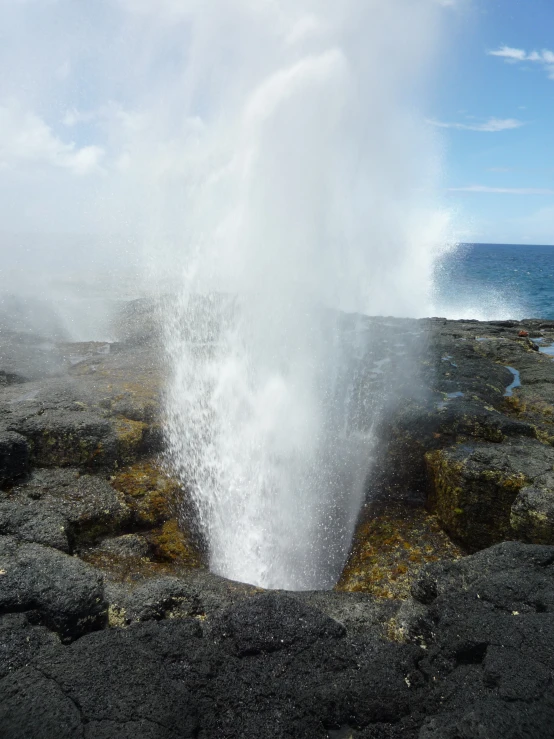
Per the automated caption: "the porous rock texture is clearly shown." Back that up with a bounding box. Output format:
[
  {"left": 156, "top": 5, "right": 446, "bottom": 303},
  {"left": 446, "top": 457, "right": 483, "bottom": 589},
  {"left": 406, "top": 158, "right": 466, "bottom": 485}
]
[
  {"left": 342, "top": 317, "right": 554, "bottom": 573},
  {"left": 1, "top": 542, "right": 553, "bottom": 738},
  {"left": 1, "top": 304, "right": 554, "bottom": 737},
  {"left": 0, "top": 536, "right": 106, "bottom": 640}
]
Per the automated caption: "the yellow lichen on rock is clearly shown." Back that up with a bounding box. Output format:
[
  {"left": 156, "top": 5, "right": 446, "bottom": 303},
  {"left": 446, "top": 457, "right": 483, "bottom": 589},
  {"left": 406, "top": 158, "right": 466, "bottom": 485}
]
[
  {"left": 108, "top": 604, "right": 127, "bottom": 628},
  {"left": 149, "top": 520, "right": 203, "bottom": 567},
  {"left": 425, "top": 445, "right": 530, "bottom": 551},
  {"left": 114, "top": 419, "right": 148, "bottom": 465},
  {"left": 336, "top": 502, "right": 463, "bottom": 600},
  {"left": 111, "top": 460, "right": 180, "bottom": 526}
]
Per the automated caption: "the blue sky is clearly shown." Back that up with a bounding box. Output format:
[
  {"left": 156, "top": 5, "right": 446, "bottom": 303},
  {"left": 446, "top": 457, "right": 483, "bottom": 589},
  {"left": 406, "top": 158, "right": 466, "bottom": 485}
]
[{"left": 435, "top": 0, "right": 554, "bottom": 244}]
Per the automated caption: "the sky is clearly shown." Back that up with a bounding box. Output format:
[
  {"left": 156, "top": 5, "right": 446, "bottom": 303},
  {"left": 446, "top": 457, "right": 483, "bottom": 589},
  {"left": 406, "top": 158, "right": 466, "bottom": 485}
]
[
  {"left": 435, "top": 0, "right": 554, "bottom": 244},
  {"left": 0, "top": 0, "right": 552, "bottom": 263}
]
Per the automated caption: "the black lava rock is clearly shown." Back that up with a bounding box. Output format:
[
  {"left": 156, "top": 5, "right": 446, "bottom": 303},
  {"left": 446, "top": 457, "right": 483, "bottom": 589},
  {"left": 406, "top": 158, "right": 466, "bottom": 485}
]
[
  {"left": 0, "top": 431, "right": 28, "bottom": 486},
  {"left": 0, "top": 536, "right": 107, "bottom": 640}
]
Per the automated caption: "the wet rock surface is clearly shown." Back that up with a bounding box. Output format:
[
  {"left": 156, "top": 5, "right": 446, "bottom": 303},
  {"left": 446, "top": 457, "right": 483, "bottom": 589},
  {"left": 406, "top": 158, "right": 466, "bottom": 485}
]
[
  {"left": 0, "top": 341, "right": 164, "bottom": 471},
  {"left": 424, "top": 319, "right": 554, "bottom": 551},
  {"left": 1, "top": 307, "right": 554, "bottom": 737},
  {"left": 337, "top": 502, "right": 463, "bottom": 599},
  {"left": 426, "top": 437, "right": 554, "bottom": 551},
  {"left": 347, "top": 316, "right": 554, "bottom": 559}
]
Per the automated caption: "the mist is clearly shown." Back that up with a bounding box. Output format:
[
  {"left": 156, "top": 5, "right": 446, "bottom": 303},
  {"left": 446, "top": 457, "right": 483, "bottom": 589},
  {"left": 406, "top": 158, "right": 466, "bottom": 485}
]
[
  {"left": 1, "top": 0, "right": 458, "bottom": 588},
  {"left": 0, "top": 1, "right": 454, "bottom": 302},
  {"left": 151, "top": 0, "right": 455, "bottom": 588}
]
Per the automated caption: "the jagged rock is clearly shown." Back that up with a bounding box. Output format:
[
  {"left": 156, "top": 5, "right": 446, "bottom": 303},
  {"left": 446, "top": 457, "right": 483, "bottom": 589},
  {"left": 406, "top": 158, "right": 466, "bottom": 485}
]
[
  {"left": 105, "top": 570, "right": 260, "bottom": 626},
  {"left": 83, "top": 721, "right": 180, "bottom": 739},
  {"left": 0, "top": 322, "right": 68, "bottom": 382},
  {"left": 68, "top": 343, "right": 163, "bottom": 427},
  {"left": 104, "top": 569, "right": 401, "bottom": 633},
  {"left": 4, "top": 469, "right": 131, "bottom": 549},
  {"left": 110, "top": 460, "right": 179, "bottom": 527},
  {"left": 294, "top": 590, "right": 400, "bottom": 635},
  {"left": 408, "top": 542, "right": 554, "bottom": 739},
  {"left": 0, "top": 613, "right": 60, "bottom": 680},
  {"left": 148, "top": 519, "right": 203, "bottom": 565},
  {"left": 337, "top": 502, "right": 463, "bottom": 598},
  {"left": 511, "top": 473, "right": 554, "bottom": 544},
  {"left": 419, "top": 700, "right": 554, "bottom": 739},
  {"left": 107, "top": 576, "right": 198, "bottom": 625},
  {"left": 2, "top": 311, "right": 554, "bottom": 737},
  {"left": 36, "top": 622, "right": 200, "bottom": 736},
  {"left": 0, "top": 499, "right": 69, "bottom": 550},
  {"left": 0, "top": 430, "right": 29, "bottom": 486},
  {"left": 360, "top": 316, "right": 554, "bottom": 526},
  {"left": 410, "top": 540, "right": 554, "bottom": 607},
  {"left": 0, "top": 620, "right": 201, "bottom": 738},
  {"left": 0, "top": 542, "right": 553, "bottom": 738},
  {"left": 112, "top": 297, "right": 164, "bottom": 346},
  {"left": 8, "top": 407, "right": 118, "bottom": 468},
  {"left": 96, "top": 534, "right": 151, "bottom": 558},
  {"left": 111, "top": 294, "right": 232, "bottom": 348},
  {"left": 210, "top": 592, "right": 346, "bottom": 656},
  {"left": 113, "top": 418, "right": 150, "bottom": 465},
  {"left": 425, "top": 438, "right": 554, "bottom": 551},
  {"left": 0, "top": 345, "right": 164, "bottom": 470},
  {"left": 0, "top": 666, "right": 85, "bottom": 739},
  {"left": 0, "top": 536, "right": 107, "bottom": 640}
]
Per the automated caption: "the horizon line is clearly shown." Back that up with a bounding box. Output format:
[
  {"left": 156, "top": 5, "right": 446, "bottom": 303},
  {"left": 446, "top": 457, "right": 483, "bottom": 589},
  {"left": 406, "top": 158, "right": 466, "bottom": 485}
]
[{"left": 459, "top": 241, "right": 554, "bottom": 248}]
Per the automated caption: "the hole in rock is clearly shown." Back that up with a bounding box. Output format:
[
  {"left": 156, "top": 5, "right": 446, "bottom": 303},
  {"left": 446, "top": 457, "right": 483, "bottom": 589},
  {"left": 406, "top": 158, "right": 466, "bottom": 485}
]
[{"left": 456, "top": 642, "right": 488, "bottom": 665}]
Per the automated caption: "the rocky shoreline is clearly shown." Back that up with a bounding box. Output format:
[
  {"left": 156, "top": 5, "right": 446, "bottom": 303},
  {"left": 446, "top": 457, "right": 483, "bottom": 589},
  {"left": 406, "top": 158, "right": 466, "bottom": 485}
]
[{"left": 1, "top": 302, "right": 554, "bottom": 738}]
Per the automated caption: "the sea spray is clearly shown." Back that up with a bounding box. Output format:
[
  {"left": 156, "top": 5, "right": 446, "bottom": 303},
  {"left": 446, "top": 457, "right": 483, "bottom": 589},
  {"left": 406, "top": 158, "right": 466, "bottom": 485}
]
[{"left": 159, "top": 0, "right": 453, "bottom": 589}]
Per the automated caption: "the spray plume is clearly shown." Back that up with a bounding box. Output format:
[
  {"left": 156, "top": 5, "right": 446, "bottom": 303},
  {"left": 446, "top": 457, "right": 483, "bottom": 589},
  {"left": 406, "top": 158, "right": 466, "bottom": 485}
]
[{"left": 0, "top": 0, "right": 455, "bottom": 587}]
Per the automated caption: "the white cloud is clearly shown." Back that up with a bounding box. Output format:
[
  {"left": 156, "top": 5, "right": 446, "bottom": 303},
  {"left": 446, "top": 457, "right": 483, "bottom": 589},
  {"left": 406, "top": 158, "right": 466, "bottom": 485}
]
[
  {"left": 449, "top": 185, "right": 554, "bottom": 195},
  {"left": 428, "top": 117, "right": 524, "bottom": 132},
  {"left": 0, "top": 101, "right": 104, "bottom": 175},
  {"left": 489, "top": 46, "right": 554, "bottom": 80},
  {"left": 489, "top": 46, "right": 527, "bottom": 62}
]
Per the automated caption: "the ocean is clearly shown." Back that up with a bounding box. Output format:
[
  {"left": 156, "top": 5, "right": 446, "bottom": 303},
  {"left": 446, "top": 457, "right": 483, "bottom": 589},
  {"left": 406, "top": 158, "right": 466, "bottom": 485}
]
[{"left": 433, "top": 243, "right": 554, "bottom": 321}]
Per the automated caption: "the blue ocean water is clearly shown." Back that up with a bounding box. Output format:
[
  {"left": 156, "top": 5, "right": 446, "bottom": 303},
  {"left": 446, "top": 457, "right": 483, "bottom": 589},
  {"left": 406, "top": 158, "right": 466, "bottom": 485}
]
[{"left": 433, "top": 243, "right": 554, "bottom": 321}]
